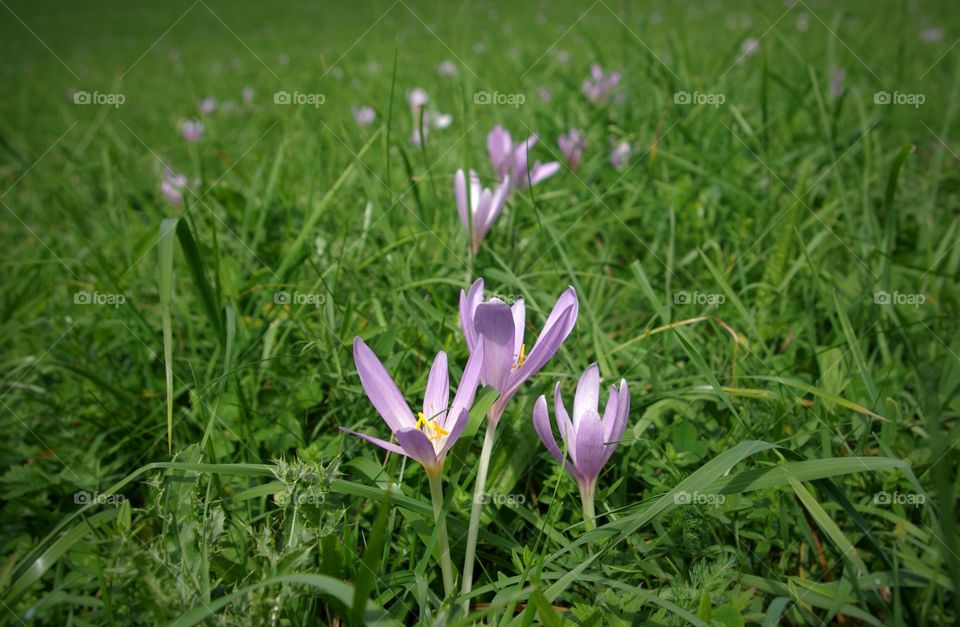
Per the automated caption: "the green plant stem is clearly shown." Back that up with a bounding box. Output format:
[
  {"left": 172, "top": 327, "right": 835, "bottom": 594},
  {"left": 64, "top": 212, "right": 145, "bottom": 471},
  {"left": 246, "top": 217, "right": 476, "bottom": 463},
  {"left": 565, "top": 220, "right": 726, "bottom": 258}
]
[
  {"left": 427, "top": 469, "right": 455, "bottom": 598},
  {"left": 459, "top": 417, "right": 497, "bottom": 611},
  {"left": 579, "top": 480, "right": 596, "bottom": 532}
]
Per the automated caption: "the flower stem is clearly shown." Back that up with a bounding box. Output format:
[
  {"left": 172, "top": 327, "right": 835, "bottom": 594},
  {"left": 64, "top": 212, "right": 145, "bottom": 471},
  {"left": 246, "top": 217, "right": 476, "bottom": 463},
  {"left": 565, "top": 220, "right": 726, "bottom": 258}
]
[
  {"left": 459, "top": 417, "right": 497, "bottom": 611},
  {"left": 427, "top": 470, "right": 455, "bottom": 598},
  {"left": 579, "top": 480, "right": 597, "bottom": 532}
]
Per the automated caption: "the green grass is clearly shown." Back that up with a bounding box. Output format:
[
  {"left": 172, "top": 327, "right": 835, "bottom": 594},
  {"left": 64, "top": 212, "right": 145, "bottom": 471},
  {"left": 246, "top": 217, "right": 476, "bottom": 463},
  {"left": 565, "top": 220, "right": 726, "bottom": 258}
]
[{"left": 1, "top": 0, "right": 958, "bottom": 624}]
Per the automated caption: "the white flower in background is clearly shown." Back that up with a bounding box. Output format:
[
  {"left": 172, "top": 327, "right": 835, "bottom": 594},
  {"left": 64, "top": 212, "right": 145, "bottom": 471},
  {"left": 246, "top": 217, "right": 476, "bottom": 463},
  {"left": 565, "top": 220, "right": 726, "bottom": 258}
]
[
  {"left": 740, "top": 37, "right": 760, "bottom": 57},
  {"left": 438, "top": 60, "right": 458, "bottom": 76},
  {"left": 352, "top": 105, "right": 376, "bottom": 126}
]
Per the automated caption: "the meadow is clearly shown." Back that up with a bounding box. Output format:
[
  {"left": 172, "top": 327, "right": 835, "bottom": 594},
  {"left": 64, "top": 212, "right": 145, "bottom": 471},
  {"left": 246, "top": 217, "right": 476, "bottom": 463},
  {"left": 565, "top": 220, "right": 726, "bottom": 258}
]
[{"left": 0, "top": 0, "right": 958, "bottom": 624}]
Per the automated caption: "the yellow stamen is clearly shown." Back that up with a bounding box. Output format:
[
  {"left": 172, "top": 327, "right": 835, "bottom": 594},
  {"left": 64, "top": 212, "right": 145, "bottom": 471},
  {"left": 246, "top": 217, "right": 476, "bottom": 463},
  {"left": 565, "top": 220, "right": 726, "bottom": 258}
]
[
  {"left": 416, "top": 411, "right": 429, "bottom": 430},
  {"left": 513, "top": 343, "right": 526, "bottom": 369}
]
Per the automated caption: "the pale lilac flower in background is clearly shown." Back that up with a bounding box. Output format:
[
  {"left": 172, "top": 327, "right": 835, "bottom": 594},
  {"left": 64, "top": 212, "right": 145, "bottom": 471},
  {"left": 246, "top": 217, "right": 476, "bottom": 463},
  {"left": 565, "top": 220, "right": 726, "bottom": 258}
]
[
  {"left": 352, "top": 105, "right": 376, "bottom": 127},
  {"left": 537, "top": 86, "right": 554, "bottom": 102},
  {"left": 242, "top": 87, "right": 254, "bottom": 104},
  {"left": 796, "top": 13, "right": 810, "bottom": 32},
  {"left": 532, "top": 364, "right": 630, "bottom": 528},
  {"left": 556, "top": 50, "right": 570, "bottom": 64},
  {"left": 455, "top": 169, "right": 511, "bottom": 254},
  {"left": 921, "top": 27, "right": 943, "bottom": 43},
  {"left": 830, "top": 67, "right": 846, "bottom": 99},
  {"left": 180, "top": 119, "right": 204, "bottom": 143},
  {"left": 582, "top": 64, "right": 622, "bottom": 103},
  {"left": 558, "top": 129, "right": 586, "bottom": 171},
  {"left": 650, "top": 11, "right": 662, "bottom": 25},
  {"left": 342, "top": 337, "right": 483, "bottom": 474},
  {"left": 740, "top": 37, "right": 760, "bottom": 57},
  {"left": 199, "top": 97, "right": 217, "bottom": 115},
  {"left": 473, "top": 42, "right": 486, "bottom": 54},
  {"left": 429, "top": 110, "right": 453, "bottom": 129},
  {"left": 487, "top": 125, "right": 560, "bottom": 192},
  {"left": 438, "top": 60, "right": 458, "bottom": 76},
  {"left": 407, "top": 87, "right": 429, "bottom": 112},
  {"left": 459, "top": 278, "right": 579, "bottom": 422},
  {"left": 160, "top": 169, "right": 189, "bottom": 207},
  {"left": 610, "top": 140, "right": 631, "bottom": 168}
]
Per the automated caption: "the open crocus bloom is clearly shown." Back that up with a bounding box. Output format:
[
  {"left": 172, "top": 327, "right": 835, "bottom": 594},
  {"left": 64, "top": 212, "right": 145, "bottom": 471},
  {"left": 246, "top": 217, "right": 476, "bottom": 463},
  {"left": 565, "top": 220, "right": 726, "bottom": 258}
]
[
  {"left": 342, "top": 337, "right": 483, "bottom": 474},
  {"left": 459, "top": 278, "right": 578, "bottom": 420},
  {"left": 454, "top": 169, "right": 511, "bottom": 253},
  {"left": 582, "top": 64, "right": 622, "bottom": 103},
  {"left": 532, "top": 364, "right": 630, "bottom": 491},
  {"left": 487, "top": 125, "right": 560, "bottom": 191}
]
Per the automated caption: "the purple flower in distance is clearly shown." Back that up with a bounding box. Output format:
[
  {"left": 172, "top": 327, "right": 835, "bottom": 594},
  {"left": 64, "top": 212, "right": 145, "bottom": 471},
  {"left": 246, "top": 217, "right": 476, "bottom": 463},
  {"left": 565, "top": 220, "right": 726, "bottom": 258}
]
[
  {"left": 582, "top": 64, "right": 622, "bottom": 103},
  {"left": 455, "top": 169, "right": 511, "bottom": 254},
  {"left": 740, "top": 37, "right": 760, "bottom": 58},
  {"left": 460, "top": 278, "right": 578, "bottom": 422},
  {"left": 180, "top": 119, "right": 204, "bottom": 143},
  {"left": 199, "top": 97, "right": 217, "bottom": 115},
  {"left": 558, "top": 129, "right": 586, "bottom": 171},
  {"left": 487, "top": 125, "right": 560, "bottom": 192},
  {"left": 830, "top": 67, "right": 846, "bottom": 100},
  {"left": 352, "top": 105, "right": 376, "bottom": 126},
  {"left": 161, "top": 169, "right": 188, "bottom": 207},
  {"left": 242, "top": 86, "right": 254, "bottom": 104},
  {"left": 610, "top": 140, "right": 631, "bottom": 168},
  {"left": 342, "top": 337, "right": 484, "bottom": 474},
  {"left": 920, "top": 27, "right": 943, "bottom": 43},
  {"left": 532, "top": 364, "right": 630, "bottom": 492}
]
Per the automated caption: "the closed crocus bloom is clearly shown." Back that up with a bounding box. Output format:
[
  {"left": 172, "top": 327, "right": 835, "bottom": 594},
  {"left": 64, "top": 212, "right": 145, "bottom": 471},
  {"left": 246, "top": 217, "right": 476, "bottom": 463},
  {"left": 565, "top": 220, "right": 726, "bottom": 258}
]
[
  {"left": 180, "top": 119, "right": 204, "bottom": 142},
  {"left": 558, "top": 129, "right": 586, "bottom": 170},
  {"left": 532, "top": 364, "right": 630, "bottom": 530},
  {"left": 454, "top": 169, "right": 510, "bottom": 254}
]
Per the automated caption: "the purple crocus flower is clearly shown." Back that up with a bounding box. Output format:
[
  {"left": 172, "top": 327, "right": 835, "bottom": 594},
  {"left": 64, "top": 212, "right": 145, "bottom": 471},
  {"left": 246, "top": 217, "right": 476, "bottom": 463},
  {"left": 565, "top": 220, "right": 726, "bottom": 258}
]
[
  {"left": 342, "top": 337, "right": 483, "bottom": 474},
  {"left": 610, "top": 140, "right": 631, "bottom": 168},
  {"left": 487, "top": 125, "right": 560, "bottom": 192},
  {"left": 532, "top": 364, "right": 630, "bottom": 529},
  {"left": 582, "top": 64, "right": 622, "bottom": 103},
  {"left": 242, "top": 86, "right": 254, "bottom": 104},
  {"left": 558, "top": 129, "right": 586, "bottom": 171},
  {"left": 740, "top": 37, "right": 760, "bottom": 58},
  {"left": 180, "top": 119, "right": 204, "bottom": 143},
  {"left": 455, "top": 169, "right": 511, "bottom": 254},
  {"left": 199, "top": 97, "right": 217, "bottom": 115},
  {"left": 459, "top": 278, "right": 578, "bottom": 422},
  {"left": 160, "top": 169, "right": 188, "bottom": 207}
]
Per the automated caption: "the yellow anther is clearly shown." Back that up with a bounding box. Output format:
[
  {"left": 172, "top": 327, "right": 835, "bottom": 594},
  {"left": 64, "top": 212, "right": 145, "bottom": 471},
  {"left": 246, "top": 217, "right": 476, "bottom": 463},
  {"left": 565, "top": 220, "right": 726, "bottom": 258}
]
[
  {"left": 513, "top": 343, "right": 526, "bottom": 369},
  {"left": 416, "top": 412, "right": 429, "bottom": 430}
]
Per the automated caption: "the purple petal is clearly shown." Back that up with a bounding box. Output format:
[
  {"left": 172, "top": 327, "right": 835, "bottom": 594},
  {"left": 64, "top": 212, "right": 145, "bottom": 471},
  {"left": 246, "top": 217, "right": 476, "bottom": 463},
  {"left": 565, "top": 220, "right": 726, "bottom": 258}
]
[
  {"left": 439, "top": 408, "right": 469, "bottom": 456},
  {"left": 487, "top": 125, "right": 513, "bottom": 177},
  {"left": 471, "top": 188, "right": 495, "bottom": 240},
  {"left": 446, "top": 343, "right": 483, "bottom": 430},
  {"left": 339, "top": 427, "right": 406, "bottom": 456},
  {"left": 554, "top": 381, "right": 576, "bottom": 461},
  {"left": 353, "top": 337, "right": 416, "bottom": 432},
  {"left": 532, "top": 395, "right": 563, "bottom": 464},
  {"left": 574, "top": 410, "right": 605, "bottom": 481},
  {"left": 459, "top": 279, "right": 484, "bottom": 353},
  {"left": 395, "top": 427, "right": 438, "bottom": 468},
  {"left": 454, "top": 169, "right": 469, "bottom": 231},
  {"left": 474, "top": 302, "right": 516, "bottom": 392},
  {"left": 531, "top": 286, "right": 579, "bottom": 351},
  {"left": 600, "top": 384, "right": 620, "bottom": 441},
  {"left": 573, "top": 364, "right": 600, "bottom": 430},
  {"left": 505, "top": 306, "right": 574, "bottom": 397},
  {"left": 529, "top": 161, "right": 561, "bottom": 186},
  {"left": 602, "top": 379, "right": 630, "bottom": 465},
  {"left": 423, "top": 351, "right": 449, "bottom": 423},
  {"left": 510, "top": 299, "right": 526, "bottom": 360}
]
